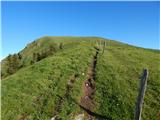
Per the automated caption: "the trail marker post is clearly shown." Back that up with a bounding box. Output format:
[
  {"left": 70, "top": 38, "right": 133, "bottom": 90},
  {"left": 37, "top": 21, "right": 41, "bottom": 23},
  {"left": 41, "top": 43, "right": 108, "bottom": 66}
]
[{"left": 134, "top": 69, "right": 148, "bottom": 120}]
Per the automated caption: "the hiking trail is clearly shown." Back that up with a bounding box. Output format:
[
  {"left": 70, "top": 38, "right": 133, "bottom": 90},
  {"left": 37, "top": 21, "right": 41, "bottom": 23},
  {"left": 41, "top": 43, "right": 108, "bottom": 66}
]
[{"left": 80, "top": 47, "right": 99, "bottom": 120}]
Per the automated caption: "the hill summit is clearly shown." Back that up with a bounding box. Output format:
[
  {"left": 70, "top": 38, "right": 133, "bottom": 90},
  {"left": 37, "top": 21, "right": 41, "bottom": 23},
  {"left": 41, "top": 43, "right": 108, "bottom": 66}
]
[{"left": 1, "top": 36, "right": 160, "bottom": 120}]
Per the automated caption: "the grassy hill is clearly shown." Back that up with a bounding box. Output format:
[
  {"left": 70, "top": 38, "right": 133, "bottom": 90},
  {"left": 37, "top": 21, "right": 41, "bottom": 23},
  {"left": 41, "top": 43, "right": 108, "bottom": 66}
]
[{"left": 1, "top": 36, "right": 160, "bottom": 120}]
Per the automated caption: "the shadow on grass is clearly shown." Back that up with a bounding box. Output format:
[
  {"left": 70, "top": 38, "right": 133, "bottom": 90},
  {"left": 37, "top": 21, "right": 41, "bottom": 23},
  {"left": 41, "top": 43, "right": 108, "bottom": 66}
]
[{"left": 56, "top": 95, "right": 112, "bottom": 120}]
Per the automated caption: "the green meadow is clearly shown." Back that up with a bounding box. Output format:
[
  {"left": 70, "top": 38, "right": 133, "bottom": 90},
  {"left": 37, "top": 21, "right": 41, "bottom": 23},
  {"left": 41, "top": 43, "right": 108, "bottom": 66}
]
[{"left": 1, "top": 37, "right": 160, "bottom": 120}]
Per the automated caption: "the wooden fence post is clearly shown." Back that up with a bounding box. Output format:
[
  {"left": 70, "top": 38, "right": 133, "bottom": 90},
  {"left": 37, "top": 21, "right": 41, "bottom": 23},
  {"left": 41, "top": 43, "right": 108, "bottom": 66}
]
[
  {"left": 105, "top": 41, "right": 107, "bottom": 47},
  {"left": 134, "top": 69, "right": 148, "bottom": 120},
  {"left": 101, "top": 41, "right": 105, "bottom": 55}
]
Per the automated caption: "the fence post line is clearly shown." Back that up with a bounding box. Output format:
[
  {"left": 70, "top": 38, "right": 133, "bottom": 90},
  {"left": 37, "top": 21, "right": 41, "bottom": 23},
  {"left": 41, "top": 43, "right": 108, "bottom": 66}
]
[{"left": 134, "top": 69, "right": 148, "bottom": 120}]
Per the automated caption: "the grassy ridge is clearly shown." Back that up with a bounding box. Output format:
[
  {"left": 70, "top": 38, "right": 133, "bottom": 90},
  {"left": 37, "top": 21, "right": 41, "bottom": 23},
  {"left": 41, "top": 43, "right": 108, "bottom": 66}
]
[
  {"left": 2, "top": 42, "right": 95, "bottom": 119},
  {"left": 1, "top": 36, "right": 160, "bottom": 120},
  {"left": 94, "top": 43, "right": 160, "bottom": 120}
]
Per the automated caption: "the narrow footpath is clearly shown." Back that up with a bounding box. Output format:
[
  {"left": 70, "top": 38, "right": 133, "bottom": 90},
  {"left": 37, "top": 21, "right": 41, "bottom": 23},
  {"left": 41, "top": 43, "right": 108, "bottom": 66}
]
[{"left": 80, "top": 47, "right": 99, "bottom": 120}]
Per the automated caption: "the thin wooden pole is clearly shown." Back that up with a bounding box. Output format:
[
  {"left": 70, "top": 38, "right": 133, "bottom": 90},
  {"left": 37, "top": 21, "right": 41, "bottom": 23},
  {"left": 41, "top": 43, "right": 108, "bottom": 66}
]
[
  {"left": 134, "top": 69, "right": 148, "bottom": 120},
  {"left": 102, "top": 41, "right": 105, "bottom": 55}
]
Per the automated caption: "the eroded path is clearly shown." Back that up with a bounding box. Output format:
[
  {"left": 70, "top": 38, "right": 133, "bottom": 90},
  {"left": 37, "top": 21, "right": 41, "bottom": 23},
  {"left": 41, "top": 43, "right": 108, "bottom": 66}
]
[{"left": 80, "top": 47, "right": 99, "bottom": 120}]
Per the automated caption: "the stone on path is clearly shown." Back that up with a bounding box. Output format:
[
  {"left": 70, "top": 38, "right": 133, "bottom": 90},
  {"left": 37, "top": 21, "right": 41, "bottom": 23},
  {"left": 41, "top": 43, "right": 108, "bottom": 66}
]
[{"left": 75, "top": 114, "right": 84, "bottom": 120}]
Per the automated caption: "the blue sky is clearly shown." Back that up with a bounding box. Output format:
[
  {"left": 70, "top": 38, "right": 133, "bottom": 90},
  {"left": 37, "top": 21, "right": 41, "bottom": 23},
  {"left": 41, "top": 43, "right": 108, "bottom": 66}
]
[{"left": 1, "top": 1, "right": 159, "bottom": 59}]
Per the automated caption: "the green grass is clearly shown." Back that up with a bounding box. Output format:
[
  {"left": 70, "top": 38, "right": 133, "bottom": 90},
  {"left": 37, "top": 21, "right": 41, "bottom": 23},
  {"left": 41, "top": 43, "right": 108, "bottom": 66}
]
[
  {"left": 1, "top": 36, "right": 160, "bottom": 120},
  {"left": 94, "top": 43, "right": 160, "bottom": 120}
]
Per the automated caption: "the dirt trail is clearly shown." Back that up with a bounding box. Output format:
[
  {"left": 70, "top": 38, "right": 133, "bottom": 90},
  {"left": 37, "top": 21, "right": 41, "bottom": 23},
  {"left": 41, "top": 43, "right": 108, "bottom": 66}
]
[
  {"left": 17, "top": 47, "right": 99, "bottom": 120},
  {"left": 80, "top": 47, "right": 99, "bottom": 120}
]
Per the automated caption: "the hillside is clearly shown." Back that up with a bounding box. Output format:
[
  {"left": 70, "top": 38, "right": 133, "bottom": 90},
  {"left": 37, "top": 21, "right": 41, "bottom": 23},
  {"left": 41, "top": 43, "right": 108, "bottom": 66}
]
[{"left": 1, "top": 36, "right": 160, "bottom": 120}]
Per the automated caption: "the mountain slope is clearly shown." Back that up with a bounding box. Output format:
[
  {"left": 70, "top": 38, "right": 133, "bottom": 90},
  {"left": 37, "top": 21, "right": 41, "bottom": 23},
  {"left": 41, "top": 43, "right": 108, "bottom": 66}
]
[{"left": 1, "top": 36, "right": 160, "bottom": 120}]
